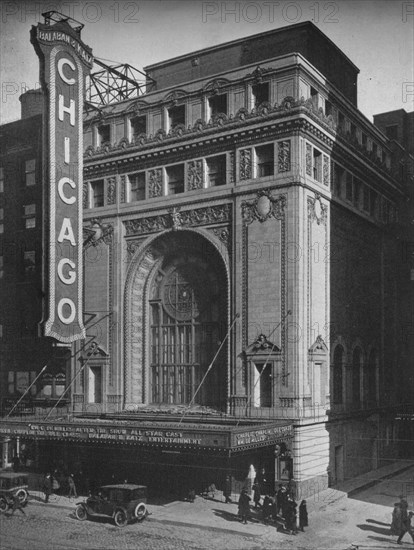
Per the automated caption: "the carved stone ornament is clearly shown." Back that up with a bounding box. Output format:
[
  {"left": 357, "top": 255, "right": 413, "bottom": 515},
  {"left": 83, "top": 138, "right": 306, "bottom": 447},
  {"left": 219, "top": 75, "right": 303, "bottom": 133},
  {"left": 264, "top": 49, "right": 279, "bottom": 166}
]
[
  {"left": 242, "top": 190, "right": 286, "bottom": 225},
  {"left": 308, "top": 194, "right": 327, "bottom": 226},
  {"left": 278, "top": 140, "right": 291, "bottom": 173},
  {"left": 187, "top": 159, "right": 204, "bottom": 190},
  {"left": 245, "top": 333, "right": 281, "bottom": 354},
  {"left": 212, "top": 227, "right": 230, "bottom": 248},
  {"left": 323, "top": 155, "right": 330, "bottom": 186},
  {"left": 306, "top": 143, "right": 312, "bottom": 176},
  {"left": 148, "top": 168, "right": 163, "bottom": 198},
  {"left": 169, "top": 206, "right": 183, "bottom": 230},
  {"left": 120, "top": 174, "right": 127, "bottom": 203},
  {"left": 106, "top": 177, "right": 116, "bottom": 205},
  {"left": 239, "top": 148, "right": 252, "bottom": 181},
  {"left": 124, "top": 204, "right": 231, "bottom": 236},
  {"left": 309, "top": 334, "right": 328, "bottom": 354},
  {"left": 83, "top": 182, "right": 89, "bottom": 209}
]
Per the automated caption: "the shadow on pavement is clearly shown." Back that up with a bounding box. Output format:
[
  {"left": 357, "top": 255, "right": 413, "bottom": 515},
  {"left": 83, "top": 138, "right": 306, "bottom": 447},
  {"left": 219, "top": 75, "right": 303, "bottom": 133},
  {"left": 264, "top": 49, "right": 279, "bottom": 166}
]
[
  {"left": 366, "top": 518, "right": 390, "bottom": 527},
  {"left": 212, "top": 509, "right": 240, "bottom": 523},
  {"left": 357, "top": 523, "right": 391, "bottom": 536},
  {"left": 367, "top": 535, "right": 397, "bottom": 544}
]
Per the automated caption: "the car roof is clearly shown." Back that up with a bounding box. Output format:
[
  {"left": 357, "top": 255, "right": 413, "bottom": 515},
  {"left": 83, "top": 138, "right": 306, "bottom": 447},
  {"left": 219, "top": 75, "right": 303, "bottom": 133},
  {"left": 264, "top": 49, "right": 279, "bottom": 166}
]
[
  {"left": 0, "top": 472, "right": 28, "bottom": 479},
  {"left": 100, "top": 484, "right": 146, "bottom": 490}
]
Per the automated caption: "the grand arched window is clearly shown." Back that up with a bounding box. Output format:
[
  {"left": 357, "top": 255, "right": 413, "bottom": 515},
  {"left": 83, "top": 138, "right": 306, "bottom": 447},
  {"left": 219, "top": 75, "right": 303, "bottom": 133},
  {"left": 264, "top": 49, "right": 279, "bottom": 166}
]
[
  {"left": 332, "top": 345, "right": 344, "bottom": 404},
  {"left": 364, "top": 349, "right": 377, "bottom": 406},
  {"left": 149, "top": 251, "right": 225, "bottom": 407}
]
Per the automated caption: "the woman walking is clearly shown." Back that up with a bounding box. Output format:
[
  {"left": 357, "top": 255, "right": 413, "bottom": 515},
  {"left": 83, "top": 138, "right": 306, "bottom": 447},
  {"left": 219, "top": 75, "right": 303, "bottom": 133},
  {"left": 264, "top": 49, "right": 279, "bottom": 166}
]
[{"left": 238, "top": 488, "right": 251, "bottom": 524}]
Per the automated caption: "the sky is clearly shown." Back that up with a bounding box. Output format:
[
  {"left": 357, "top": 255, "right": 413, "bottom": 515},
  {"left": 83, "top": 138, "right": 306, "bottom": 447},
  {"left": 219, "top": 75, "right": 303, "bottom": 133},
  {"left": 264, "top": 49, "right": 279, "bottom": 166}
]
[{"left": 0, "top": 0, "right": 413, "bottom": 124}]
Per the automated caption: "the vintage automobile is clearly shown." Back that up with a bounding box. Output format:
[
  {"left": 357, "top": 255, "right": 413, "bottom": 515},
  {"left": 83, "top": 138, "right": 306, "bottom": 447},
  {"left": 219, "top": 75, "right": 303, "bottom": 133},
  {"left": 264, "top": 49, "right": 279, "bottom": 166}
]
[
  {"left": 0, "top": 472, "right": 29, "bottom": 512},
  {"left": 75, "top": 484, "right": 148, "bottom": 527}
]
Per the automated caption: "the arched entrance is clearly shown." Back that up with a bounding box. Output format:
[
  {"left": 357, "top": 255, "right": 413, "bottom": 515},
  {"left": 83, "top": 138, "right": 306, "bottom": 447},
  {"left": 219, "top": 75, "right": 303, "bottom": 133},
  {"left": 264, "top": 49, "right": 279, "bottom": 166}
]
[{"left": 124, "top": 230, "right": 229, "bottom": 410}]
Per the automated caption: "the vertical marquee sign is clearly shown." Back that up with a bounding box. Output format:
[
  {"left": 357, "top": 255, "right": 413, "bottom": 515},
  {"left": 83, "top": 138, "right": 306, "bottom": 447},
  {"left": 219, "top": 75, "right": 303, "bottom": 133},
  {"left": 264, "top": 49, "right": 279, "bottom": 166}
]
[{"left": 31, "top": 18, "right": 93, "bottom": 343}]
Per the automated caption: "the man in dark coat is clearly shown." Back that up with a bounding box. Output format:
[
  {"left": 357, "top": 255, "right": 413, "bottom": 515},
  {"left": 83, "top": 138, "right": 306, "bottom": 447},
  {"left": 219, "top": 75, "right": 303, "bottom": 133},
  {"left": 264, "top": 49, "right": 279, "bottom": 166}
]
[
  {"left": 276, "top": 484, "right": 288, "bottom": 516},
  {"left": 299, "top": 500, "right": 308, "bottom": 531},
  {"left": 252, "top": 479, "right": 261, "bottom": 509},
  {"left": 238, "top": 488, "right": 251, "bottom": 524},
  {"left": 43, "top": 473, "right": 52, "bottom": 503},
  {"left": 223, "top": 475, "right": 232, "bottom": 503},
  {"left": 396, "top": 503, "right": 414, "bottom": 545},
  {"left": 285, "top": 496, "right": 298, "bottom": 535}
]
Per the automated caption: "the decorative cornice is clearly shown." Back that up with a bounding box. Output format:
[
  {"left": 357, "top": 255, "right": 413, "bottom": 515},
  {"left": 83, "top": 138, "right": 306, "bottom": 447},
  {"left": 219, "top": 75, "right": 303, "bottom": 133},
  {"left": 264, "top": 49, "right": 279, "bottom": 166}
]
[{"left": 124, "top": 203, "right": 232, "bottom": 236}]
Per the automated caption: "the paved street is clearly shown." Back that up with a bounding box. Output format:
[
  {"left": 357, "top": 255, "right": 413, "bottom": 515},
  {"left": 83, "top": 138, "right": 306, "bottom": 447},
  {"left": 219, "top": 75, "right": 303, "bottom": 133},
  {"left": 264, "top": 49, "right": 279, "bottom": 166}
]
[{"left": 1, "top": 464, "right": 414, "bottom": 550}]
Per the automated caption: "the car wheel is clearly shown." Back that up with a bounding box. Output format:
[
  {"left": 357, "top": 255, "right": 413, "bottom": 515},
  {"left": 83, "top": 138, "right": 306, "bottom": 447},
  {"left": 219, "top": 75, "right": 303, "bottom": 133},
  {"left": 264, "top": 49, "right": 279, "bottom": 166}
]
[
  {"left": 114, "top": 509, "right": 128, "bottom": 527},
  {"left": 16, "top": 489, "right": 28, "bottom": 504},
  {"left": 0, "top": 497, "right": 8, "bottom": 513},
  {"left": 134, "top": 503, "right": 147, "bottom": 521},
  {"left": 75, "top": 505, "right": 87, "bottom": 521}
]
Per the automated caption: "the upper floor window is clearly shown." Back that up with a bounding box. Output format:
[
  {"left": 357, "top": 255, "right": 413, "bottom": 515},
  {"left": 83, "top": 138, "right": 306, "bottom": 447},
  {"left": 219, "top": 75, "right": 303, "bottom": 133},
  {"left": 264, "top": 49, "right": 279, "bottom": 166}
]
[
  {"left": 310, "top": 86, "right": 318, "bottom": 107},
  {"left": 252, "top": 82, "right": 270, "bottom": 107},
  {"left": 208, "top": 94, "right": 227, "bottom": 118},
  {"left": 91, "top": 180, "right": 104, "bottom": 208},
  {"left": 0, "top": 167, "right": 4, "bottom": 193},
  {"left": 98, "top": 124, "right": 111, "bottom": 145},
  {"left": 129, "top": 172, "right": 146, "bottom": 201},
  {"left": 345, "top": 172, "right": 353, "bottom": 202},
  {"left": 385, "top": 125, "right": 398, "bottom": 140},
  {"left": 333, "top": 163, "right": 345, "bottom": 197},
  {"left": 313, "top": 149, "right": 322, "bottom": 182},
  {"left": 362, "top": 133, "right": 367, "bottom": 148},
  {"left": 325, "top": 100, "right": 333, "bottom": 117},
  {"left": 369, "top": 189, "right": 378, "bottom": 217},
  {"left": 362, "top": 186, "right": 370, "bottom": 212},
  {"left": 255, "top": 144, "right": 274, "bottom": 177},
  {"left": 25, "top": 159, "right": 36, "bottom": 186},
  {"left": 23, "top": 204, "right": 36, "bottom": 229},
  {"left": 23, "top": 250, "right": 36, "bottom": 276},
  {"left": 338, "top": 112, "right": 345, "bottom": 131},
  {"left": 206, "top": 155, "right": 226, "bottom": 187},
  {"left": 168, "top": 105, "right": 185, "bottom": 130},
  {"left": 130, "top": 115, "right": 147, "bottom": 140},
  {"left": 166, "top": 164, "right": 184, "bottom": 195}
]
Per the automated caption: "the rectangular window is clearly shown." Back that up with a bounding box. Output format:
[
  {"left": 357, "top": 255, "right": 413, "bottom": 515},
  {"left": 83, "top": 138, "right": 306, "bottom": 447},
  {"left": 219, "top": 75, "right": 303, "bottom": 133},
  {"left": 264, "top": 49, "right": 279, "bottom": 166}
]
[
  {"left": 372, "top": 142, "right": 378, "bottom": 157},
  {"left": 385, "top": 125, "right": 398, "bottom": 140},
  {"left": 130, "top": 115, "right": 147, "bottom": 139},
  {"left": 333, "top": 164, "right": 345, "bottom": 197},
  {"left": 25, "top": 159, "right": 36, "bottom": 186},
  {"left": 23, "top": 250, "right": 36, "bottom": 275},
  {"left": 168, "top": 105, "right": 185, "bottom": 130},
  {"left": 255, "top": 143, "right": 274, "bottom": 177},
  {"left": 362, "top": 133, "right": 367, "bottom": 148},
  {"left": 91, "top": 180, "right": 104, "bottom": 207},
  {"left": 338, "top": 112, "right": 345, "bottom": 131},
  {"left": 325, "top": 100, "right": 333, "bottom": 117},
  {"left": 208, "top": 94, "right": 227, "bottom": 118},
  {"left": 88, "top": 366, "right": 102, "bottom": 404},
  {"left": 363, "top": 186, "right": 370, "bottom": 212},
  {"left": 166, "top": 164, "right": 184, "bottom": 195},
  {"left": 0, "top": 167, "right": 4, "bottom": 193},
  {"left": 353, "top": 178, "right": 361, "bottom": 208},
  {"left": 350, "top": 123, "right": 357, "bottom": 140},
  {"left": 252, "top": 82, "right": 270, "bottom": 107},
  {"left": 129, "top": 172, "right": 146, "bottom": 201},
  {"left": 345, "top": 172, "right": 353, "bottom": 201},
  {"left": 313, "top": 149, "right": 322, "bottom": 182},
  {"left": 370, "top": 190, "right": 378, "bottom": 217},
  {"left": 23, "top": 204, "right": 36, "bottom": 229},
  {"left": 206, "top": 155, "right": 226, "bottom": 187},
  {"left": 98, "top": 124, "right": 110, "bottom": 144},
  {"left": 310, "top": 86, "right": 318, "bottom": 107}
]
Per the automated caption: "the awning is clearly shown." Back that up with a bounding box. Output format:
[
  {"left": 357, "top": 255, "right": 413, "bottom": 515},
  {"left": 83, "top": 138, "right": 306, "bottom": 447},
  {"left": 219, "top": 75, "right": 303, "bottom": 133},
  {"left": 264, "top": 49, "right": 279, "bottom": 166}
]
[{"left": 0, "top": 415, "right": 293, "bottom": 454}]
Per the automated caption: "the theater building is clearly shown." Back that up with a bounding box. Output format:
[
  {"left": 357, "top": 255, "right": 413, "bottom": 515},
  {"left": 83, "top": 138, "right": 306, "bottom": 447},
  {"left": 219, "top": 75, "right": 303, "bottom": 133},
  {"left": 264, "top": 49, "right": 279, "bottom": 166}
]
[{"left": 0, "top": 20, "right": 412, "bottom": 497}]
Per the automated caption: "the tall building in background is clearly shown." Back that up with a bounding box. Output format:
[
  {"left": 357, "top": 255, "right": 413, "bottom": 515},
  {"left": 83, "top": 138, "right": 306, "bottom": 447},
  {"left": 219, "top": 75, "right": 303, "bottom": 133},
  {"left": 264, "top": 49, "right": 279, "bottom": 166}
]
[{"left": 0, "top": 20, "right": 412, "bottom": 498}]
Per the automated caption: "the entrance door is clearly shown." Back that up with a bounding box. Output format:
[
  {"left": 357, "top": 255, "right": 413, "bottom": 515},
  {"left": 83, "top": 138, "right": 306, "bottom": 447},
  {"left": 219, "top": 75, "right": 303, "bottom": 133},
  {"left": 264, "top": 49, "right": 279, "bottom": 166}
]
[
  {"left": 334, "top": 445, "right": 344, "bottom": 483},
  {"left": 88, "top": 367, "right": 102, "bottom": 403}
]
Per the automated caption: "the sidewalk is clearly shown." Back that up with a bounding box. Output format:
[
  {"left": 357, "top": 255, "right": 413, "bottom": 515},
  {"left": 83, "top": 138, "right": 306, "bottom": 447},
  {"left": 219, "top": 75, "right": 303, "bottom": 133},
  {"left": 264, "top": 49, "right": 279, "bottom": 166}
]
[{"left": 23, "top": 460, "right": 414, "bottom": 536}]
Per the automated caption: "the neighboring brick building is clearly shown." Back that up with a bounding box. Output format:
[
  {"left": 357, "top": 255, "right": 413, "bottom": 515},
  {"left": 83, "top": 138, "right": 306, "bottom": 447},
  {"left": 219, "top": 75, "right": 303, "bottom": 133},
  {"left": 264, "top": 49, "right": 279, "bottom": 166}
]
[{"left": 0, "top": 21, "right": 412, "bottom": 497}]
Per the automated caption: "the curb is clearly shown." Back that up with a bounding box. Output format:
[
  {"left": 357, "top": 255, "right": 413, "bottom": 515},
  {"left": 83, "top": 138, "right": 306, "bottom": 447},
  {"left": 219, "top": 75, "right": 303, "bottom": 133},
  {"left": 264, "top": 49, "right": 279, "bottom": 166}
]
[{"left": 347, "top": 463, "right": 414, "bottom": 498}]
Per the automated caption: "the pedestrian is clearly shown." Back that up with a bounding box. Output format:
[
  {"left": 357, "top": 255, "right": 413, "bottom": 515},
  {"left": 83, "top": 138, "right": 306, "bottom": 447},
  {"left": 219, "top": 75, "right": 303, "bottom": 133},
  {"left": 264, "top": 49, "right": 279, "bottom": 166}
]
[
  {"left": 391, "top": 502, "right": 402, "bottom": 535},
  {"left": 299, "top": 499, "right": 308, "bottom": 531},
  {"left": 262, "top": 494, "right": 273, "bottom": 524},
  {"left": 43, "top": 472, "right": 52, "bottom": 503},
  {"left": 9, "top": 494, "right": 26, "bottom": 516},
  {"left": 238, "top": 488, "right": 251, "bottom": 524},
  {"left": 67, "top": 473, "right": 77, "bottom": 498},
  {"left": 12, "top": 454, "right": 20, "bottom": 472},
  {"left": 223, "top": 475, "right": 232, "bottom": 503},
  {"left": 285, "top": 496, "right": 298, "bottom": 535},
  {"left": 276, "top": 484, "right": 288, "bottom": 516},
  {"left": 396, "top": 504, "right": 414, "bottom": 545},
  {"left": 252, "top": 478, "right": 261, "bottom": 509}
]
